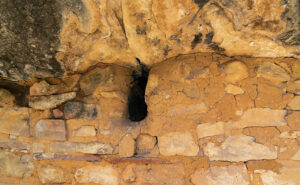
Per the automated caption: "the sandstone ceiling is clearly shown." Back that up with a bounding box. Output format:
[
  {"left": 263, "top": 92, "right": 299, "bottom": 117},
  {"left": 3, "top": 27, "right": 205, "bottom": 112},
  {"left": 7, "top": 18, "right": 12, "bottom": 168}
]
[{"left": 0, "top": 0, "right": 299, "bottom": 81}]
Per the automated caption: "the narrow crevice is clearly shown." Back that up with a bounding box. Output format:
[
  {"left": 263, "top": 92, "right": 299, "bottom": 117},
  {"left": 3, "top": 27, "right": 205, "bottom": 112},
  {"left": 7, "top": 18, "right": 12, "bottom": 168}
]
[
  {"left": 0, "top": 79, "right": 29, "bottom": 106},
  {"left": 128, "top": 58, "right": 149, "bottom": 122}
]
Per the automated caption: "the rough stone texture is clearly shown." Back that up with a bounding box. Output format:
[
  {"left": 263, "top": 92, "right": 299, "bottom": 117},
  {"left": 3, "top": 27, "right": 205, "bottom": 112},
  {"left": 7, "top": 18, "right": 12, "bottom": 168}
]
[
  {"left": 243, "top": 127, "right": 281, "bottom": 146},
  {"left": 50, "top": 142, "right": 113, "bottom": 154},
  {"left": 158, "top": 132, "right": 199, "bottom": 156},
  {"left": 75, "top": 165, "right": 119, "bottom": 185},
  {"left": 0, "top": 107, "right": 29, "bottom": 136},
  {"left": 233, "top": 108, "right": 287, "bottom": 128},
  {"left": 72, "top": 125, "right": 96, "bottom": 137},
  {"left": 0, "top": 139, "right": 30, "bottom": 152},
  {"left": 203, "top": 135, "right": 278, "bottom": 162},
  {"left": 122, "top": 163, "right": 185, "bottom": 185},
  {"left": 225, "top": 84, "right": 244, "bottom": 95},
  {"left": 196, "top": 122, "right": 225, "bottom": 139},
  {"left": 34, "top": 119, "right": 66, "bottom": 141},
  {"left": 257, "top": 62, "right": 290, "bottom": 82},
  {"left": 29, "top": 92, "right": 76, "bottom": 110},
  {"left": 118, "top": 134, "right": 135, "bottom": 157},
  {"left": 224, "top": 61, "right": 249, "bottom": 83},
  {"left": 38, "top": 165, "right": 65, "bottom": 184},
  {"left": 64, "top": 101, "right": 99, "bottom": 120},
  {"left": 136, "top": 134, "right": 157, "bottom": 154},
  {"left": 286, "top": 111, "right": 300, "bottom": 130},
  {"left": 0, "top": 89, "right": 15, "bottom": 107},
  {"left": 30, "top": 75, "right": 80, "bottom": 96},
  {"left": 0, "top": 0, "right": 67, "bottom": 80},
  {"left": 0, "top": 151, "right": 33, "bottom": 178},
  {"left": 288, "top": 96, "right": 300, "bottom": 110},
  {"left": 32, "top": 143, "right": 45, "bottom": 153},
  {"left": 191, "top": 165, "right": 250, "bottom": 185},
  {"left": 256, "top": 167, "right": 300, "bottom": 185}
]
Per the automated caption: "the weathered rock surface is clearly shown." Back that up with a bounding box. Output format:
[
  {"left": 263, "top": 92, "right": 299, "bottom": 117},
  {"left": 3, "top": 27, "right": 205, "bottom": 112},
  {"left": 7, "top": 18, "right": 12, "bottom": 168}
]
[
  {"left": 191, "top": 165, "right": 250, "bottom": 185},
  {"left": 288, "top": 96, "right": 300, "bottom": 110},
  {"left": 0, "top": 151, "right": 33, "bottom": 178},
  {"left": 38, "top": 165, "right": 66, "bottom": 184},
  {"left": 122, "top": 163, "right": 185, "bottom": 185},
  {"left": 233, "top": 108, "right": 287, "bottom": 128},
  {"left": 29, "top": 92, "right": 76, "bottom": 109},
  {"left": 72, "top": 125, "right": 97, "bottom": 137},
  {"left": 158, "top": 132, "right": 199, "bottom": 156},
  {"left": 136, "top": 134, "right": 157, "bottom": 154},
  {"left": 0, "top": 107, "right": 29, "bottom": 136},
  {"left": 75, "top": 165, "right": 119, "bottom": 184},
  {"left": 118, "top": 134, "right": 135, "bottom": 157},
  {"left": 256, "top": 167, "right": 300, "bottom": 185},
  {"left": 224, "top": 61, "right": 249, "bottom": 83},
  {"left": 64, "top": 101, "right": 99, "bottom": 120},
  {"left": 225, "top": 84, "right": 244, "bottom": 95},
  {"left": 0, "top": 89, "right": 15, "bottom": 107},
  {"left": 203, "top": 135, "right": 277, "bottom": 161},
  {"left": 286, "top": 111, "right": 300, "bottom": 130},
  {"left": 1, "top": 0, "right": 299, "bottom": 80},
  {"left": 30, "top": 75, "right": 80, "bottom": 96},
  {"left": 34, "top": 119, "right": 66, "bottom": 141},
  {"left": 0, "top": 139, "right": 31, "bottom": 152},
  {"left": 196, "top": 122, "right": 225, "bottom": 139},
  {"left": 50, "top": 142, "right": 113, "bottom": 154},
  {"left": 257, "top": 62, "right": 290, "bottom": 82}
]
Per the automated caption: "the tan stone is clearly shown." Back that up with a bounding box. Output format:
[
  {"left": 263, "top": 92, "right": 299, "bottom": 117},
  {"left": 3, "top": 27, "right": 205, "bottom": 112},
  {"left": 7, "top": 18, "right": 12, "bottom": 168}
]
[
  {"left": 0, "top": 139, "right": 30, "bottom": 152},
  {"left": 0, "top": 107, "right": 29, "bottom": 136},
  {"left": 224, "top": 61, "right": 249, "bottom": 83},
  {"left": 75, "top": 165, "right": 119, "bottom": 185},
  {"left": 38, "top": 165, "right": 65, "bottom": 184},
  {"left": 236, "top": 94, "right": 255, "bottom": 110},
  {"left": 233, "top": 108, "right": 287, "bottom": 128},
  {"left": 0, "top": 89, "right": 15, "bottom": 107},
  {"left": 243, "top": 127, "right": 281, "bottom": 146},
  {"left": 288, "top": 96, "right": 300, "bottom": 110},
  {"left": 225, "top": 84, "right": 244, "bottom": 95},
  {"left": 292, "top": 62, "right": 300, "bottom": 79},
  {"left": 255, "top": 83, "right": 285, "bottom": 109},
  {"left": 203, "top": 135, "right": 277, "bottom": 162},
  {"left": 287, "top": 80, "right": 300, "bottom": 95},
  {"left": 72, "top": 125, "right": 96, "bottom": 137},
  {"left": 256, "top": 167, "right": 300, "bottom": 185},
  {"left": 191, "top": 165, "right": 250, "bottom": 185},
  {"left": 158, "top": 132, "right": 199, "bottom": 156},
  {"left": 196, "top": 122, "right": 225, "bottom": 139},
  {"left": 136, "top": 134, "right": 157, "bottom": 154},
  {"left": 32, "top": 142, "right": 45, "bottom": 153},
  {"left": 167, "top": 103, "right": 208, "bottom": 116},
  {"left": 119, "top": 134, "right": 135, "bottom": 157},
  {"left": 50, "top": 142, "right": 113, "bottom": 154},
  {"left": 30, "top": 75, "right": 80, "bottom": 96},
  {"left": 278, "top": 138, "right": 299, "bottom": 159},
  {"left": 214, "top": 94, "right": 239, "bottom": 121},
  {"left": 0, "top": 151, "right": 33, "bottom": 178},
  {"left": 257, "top": 62, "right": 290, "bottom": 82},
  {"left": 52, "top": 108, "right": 63, "bottom": 118},
  {"left": 246, "top": 160, "right": 281, "bottom": 173},
  {"left": 29, "top": 92, "right": 76, "bottom": 110},
  {"left": 122, "top": 164, "right": 185, "bottom": 185},
  {"left": 286, "top": 111, "right": 300, "bottom": 130},
  {"left": 34, "top": 119, "right": 66, "bottom": 141}
]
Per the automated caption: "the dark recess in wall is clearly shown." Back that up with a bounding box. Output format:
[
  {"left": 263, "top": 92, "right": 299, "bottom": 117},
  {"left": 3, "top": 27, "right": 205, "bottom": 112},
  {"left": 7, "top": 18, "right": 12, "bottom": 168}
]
[{"left": 128, "top": 58, "right": 149, "bottom": 122}]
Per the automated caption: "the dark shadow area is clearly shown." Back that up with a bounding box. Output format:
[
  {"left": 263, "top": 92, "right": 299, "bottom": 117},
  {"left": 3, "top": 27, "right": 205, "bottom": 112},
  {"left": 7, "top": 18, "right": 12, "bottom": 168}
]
[
  {"left": 0, "top": 79, "right": 29, "bottom": 106},
  {"left": 128, "top": 58, "right": 149, "bottom": 122}
]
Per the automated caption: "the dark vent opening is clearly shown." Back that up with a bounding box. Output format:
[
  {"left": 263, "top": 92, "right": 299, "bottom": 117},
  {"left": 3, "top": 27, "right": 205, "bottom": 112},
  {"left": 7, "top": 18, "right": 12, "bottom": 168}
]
[{"left": 128, "top": 58, "right": 149, "bottom": 122}]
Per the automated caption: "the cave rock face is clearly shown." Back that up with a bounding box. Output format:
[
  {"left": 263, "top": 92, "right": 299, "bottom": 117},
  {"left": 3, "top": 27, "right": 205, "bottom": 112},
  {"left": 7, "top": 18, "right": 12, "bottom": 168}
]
[{"left": 1, "top": 0, "right": 300, "bottom": 80}]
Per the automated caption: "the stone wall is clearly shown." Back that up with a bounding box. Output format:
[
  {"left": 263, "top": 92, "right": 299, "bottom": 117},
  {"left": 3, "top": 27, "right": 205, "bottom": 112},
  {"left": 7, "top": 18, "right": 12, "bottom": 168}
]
[{"left": 0, "top": 53, "right": 300, "bottom": 184}]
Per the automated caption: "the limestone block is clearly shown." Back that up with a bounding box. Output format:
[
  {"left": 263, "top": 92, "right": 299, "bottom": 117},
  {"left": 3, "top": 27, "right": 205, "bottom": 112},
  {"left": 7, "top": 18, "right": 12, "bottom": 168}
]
[{"left": 34, "top": 119, "right": 66, "bottom": 141}]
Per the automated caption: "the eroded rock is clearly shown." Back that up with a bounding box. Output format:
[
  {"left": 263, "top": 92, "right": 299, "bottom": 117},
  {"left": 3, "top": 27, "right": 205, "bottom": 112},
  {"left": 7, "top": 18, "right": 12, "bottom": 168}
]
[
  {"left": 50, "top": 142, "right": 113, "bottom": 154},
  {"left": 38, "top": 165, "right": 66, "bottom": 184},
  {"left": 191, "top": 165, "right": 250, "bottom": 185},
  {"left": 29, "top": 92, "right": 76, "bottom": 110},
  {"left": 34, "top": 119, "right": 66, "bottom": 141},
  {"left": 158, "top": 132, "right": 199, "bottom": 156},
  {"left": 203, "top": 135, "right": 278, "bottom": 161}
]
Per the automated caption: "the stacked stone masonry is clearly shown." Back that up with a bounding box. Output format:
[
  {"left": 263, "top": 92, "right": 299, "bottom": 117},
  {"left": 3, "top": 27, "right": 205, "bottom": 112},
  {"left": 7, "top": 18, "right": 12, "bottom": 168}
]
[{"left": 0, "top": 53, "right": 300, "bottom": 184}]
